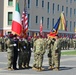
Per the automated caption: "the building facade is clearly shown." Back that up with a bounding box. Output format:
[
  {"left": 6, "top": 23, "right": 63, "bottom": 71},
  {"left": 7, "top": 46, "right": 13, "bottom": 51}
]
[{"left": 0, "top": 0, "right": 76, "bottom": 38}]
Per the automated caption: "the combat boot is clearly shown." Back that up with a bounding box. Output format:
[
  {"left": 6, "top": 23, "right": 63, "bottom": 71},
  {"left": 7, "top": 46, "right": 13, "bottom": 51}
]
[
  {"left": 41, "top": 67, "right": 45, "bottom": 70},
  {"left": 48, "top": 66, "right": 53, "bottom": 70},
  {"left": 53, "top": 67, "right": 59, "bottom": 71},
  {"left": 37, "top": 67, "right": 45, "bottom": 72},
  {"left": 32, "top": 67, "right": 39, "bottom": 71},
  {"left": 8, "top": 67, "right": 13, "bottom": 71},
  {"left": 48, "top": 66, "right": 52, "bottom": 70},
  {"left": 37, "top": 67, "right": 42, "bottom": 72}
]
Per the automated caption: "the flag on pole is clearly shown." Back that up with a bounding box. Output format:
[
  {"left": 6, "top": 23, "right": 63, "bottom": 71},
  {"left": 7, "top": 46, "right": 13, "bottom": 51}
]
[
  {"left": 47, "top": 17, "right": 61, "bottom": 38},
  {"left": 59, "top": 12, "right": 67, "bottom": 31},
  {"left": 21, "top": 0, "right": 28, "bottom": 38},
  {"left": 40, "top": 19, "right": 43, "bottom": 35},
  {"left": 21, "top": 8, "right": 28, "bottom": 34},
  {"left": 47, "top": 12, "right": 67, "bottom": 38},
  {"left": 12, "top": 0, "right": 22, "bottom": 36}
]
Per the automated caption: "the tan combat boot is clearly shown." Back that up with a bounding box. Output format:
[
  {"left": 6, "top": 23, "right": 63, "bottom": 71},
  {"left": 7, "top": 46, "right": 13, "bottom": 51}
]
[
  {"left": 48, "top": 66, "right": 52, "bottom": 70},
  {"left": 53, "top": 67, "right": 59, "bottom": 71},
  {"left": 32, "top": 67, "right": 39, "bottom": 71}
]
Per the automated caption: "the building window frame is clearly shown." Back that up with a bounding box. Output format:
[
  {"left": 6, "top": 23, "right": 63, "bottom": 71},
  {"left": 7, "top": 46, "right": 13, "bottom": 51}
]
[
  {"left": 36, "top": 0, "right": 38, "bottom": 7},
  {"left": 8, "top": 0, "right": 13, "bottom": 6},
  {"left": 36, "top": 16, "right": 38, "bottom": 24},
  {"left": 52, "top": 3, "right": 55, "bottom": 14},
  {"left": 47, "top": 2, "right": 50, "bottom": 13},
  {"left": 8, "top": 12, "right": 13, "bottom": 25},
  {"left": 28, "top": 0, "right": 31, "bottom": 8},
  {"left": 57, "top": 4, "right": 59, "bottom": 11},
  {"left": 47, "top": 18, "right": 50, "bottom": 29},
  {"left": 42, "top": 0, "right": 44, "bottom": 8}
]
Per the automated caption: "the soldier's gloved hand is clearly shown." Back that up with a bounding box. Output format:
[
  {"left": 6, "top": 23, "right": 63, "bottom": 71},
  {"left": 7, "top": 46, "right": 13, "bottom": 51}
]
[
  {"left": 18, "top": 49, "right": 20, "bottom": 51},
  {"left": 24, "top": 46, "right": 26, "bottom": 49},
  {"left": 13, "top": 44, "right": 17, "bottom": 46},
  {"left": 31, "top": 48, "right": 33, "bottom": 51}
]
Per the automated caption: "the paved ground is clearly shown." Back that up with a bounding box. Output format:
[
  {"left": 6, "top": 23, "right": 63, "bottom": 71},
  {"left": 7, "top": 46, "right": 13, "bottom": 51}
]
[{"left": 0, "top": 50, "right": 76, "bottom": 75}]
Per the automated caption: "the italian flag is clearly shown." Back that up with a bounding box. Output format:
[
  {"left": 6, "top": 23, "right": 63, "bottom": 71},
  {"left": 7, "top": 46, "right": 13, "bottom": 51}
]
[{"left": 12, "top": 1, "right": 22, "bottom": 36}]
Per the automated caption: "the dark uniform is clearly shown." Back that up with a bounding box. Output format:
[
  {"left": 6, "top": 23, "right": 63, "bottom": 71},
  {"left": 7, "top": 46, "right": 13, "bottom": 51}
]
[
  {"left": 27, "top": 39, "right": 32, "bottom": 68},
  {"left": 13, "top": 35, "right": 19, "bottom": 70}
]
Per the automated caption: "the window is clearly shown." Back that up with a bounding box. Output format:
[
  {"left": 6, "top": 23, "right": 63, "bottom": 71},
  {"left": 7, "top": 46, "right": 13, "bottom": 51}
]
[
  {"left": 36, "top": 16, "right": 38, "bottom": 24},
  {"left": 74, "top": 22, "right": 76, "bottom": 32},
  {"left": 8, "top": 0, "right": 13, "bottom": 6},
  {"left": 52, "top": 18, "right": 54, "bottom": 28},
  {"left": 42, "top": 0, "right": 44, "bottom": 8},
  {"left": 42, "top": 17, "right": 44, "bottom": 25},
  {"left": 28, "top": 0, "right": 30, "bottom": 8},
  {"left": 28, "top": 14, "right": 30, "bottom": 27},
  {"left": 57, "top": 4, "right": 59, "bottom": 11},
  {"left": 66, "top": 20, "right": 68, "bottom": 29},
  {"left": 36, "top": 0, "right": 38, "bottom": 7},
  {"left": 47, "top": 18, "right": 50, "bottom": 29},
  {"left": 74, "top": 9, "right": 76, "bottom": 16},
  {"left": 53, "top": 3, "right": 55, "bottom": 14},
  {"left": 70, "top": 8, "right": 72, "bottom": 17},
  {"left": 70, "top": 21, "right": 72, "bottom": 31},
  {"left": 8, "top": 12, "right": 13, "bottom": 25},
  {"left": 70, "top": 0, "right": 72, "bottom": 3},
  {"left": 66, "top": 7, "right": 68, "bottom": 17},
  {"left": 47, "top": 2, "right": 50, "bottom": 13},
  {"left": 62, "top": 6, "right": 64, "bottom": 11}
]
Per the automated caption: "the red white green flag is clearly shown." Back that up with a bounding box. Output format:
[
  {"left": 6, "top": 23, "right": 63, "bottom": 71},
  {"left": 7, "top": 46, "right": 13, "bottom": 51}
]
[{"left": 12, "top": 1, "right": 22, "bottom": 36}]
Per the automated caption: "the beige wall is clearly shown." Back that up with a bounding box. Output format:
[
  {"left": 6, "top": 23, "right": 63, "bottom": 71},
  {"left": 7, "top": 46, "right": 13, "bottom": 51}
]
[{"left": 0, "top": 0, "right": 4, "bottom": 29}]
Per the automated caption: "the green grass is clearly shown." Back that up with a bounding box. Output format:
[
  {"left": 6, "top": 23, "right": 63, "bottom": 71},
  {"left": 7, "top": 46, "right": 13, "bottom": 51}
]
[{"left": 61, "top": 50, "right": 76, "bottom": 55}]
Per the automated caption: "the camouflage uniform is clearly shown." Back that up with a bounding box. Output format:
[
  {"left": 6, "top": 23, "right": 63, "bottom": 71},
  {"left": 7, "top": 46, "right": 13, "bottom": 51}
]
[
  {"left": 33, "top": 37, "right": 45, "bottom": 71},
  {"left": 32, "top": 37, "right": 37, "bottom": 68},
  {"left": 47, "top": 37, "right": 53, "bottom": 69},
  {"left": 18, "top": 38, "right": 28, "bottom": 69},
  {"left": 5, "top": 37, "right": 14, "bottom": 70},
  {"left": 73, "top": 39, "right": 76, "bottom": 49},
  {"left": 52, "top": 37, "right": 61, "bottom": 71}
]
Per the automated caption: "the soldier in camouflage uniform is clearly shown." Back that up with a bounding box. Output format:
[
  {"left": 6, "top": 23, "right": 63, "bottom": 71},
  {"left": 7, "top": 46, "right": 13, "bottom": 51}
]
[
  {"left": 18, "top": 38, "right": 28, "bottom": 69},
  {"left": 73, "top": 39, "right": 76, "bottom": 49},
  {"left": 33, "top": 36, "right": 45, "bottom": 71},
  {"left": 5, "top": 34, "right": 14, "bottom": 70},
  {"left": 47, "top": 37, "right": 56, "bottom": 70},
  {"left": 47, "top": 36, "right": 52, "bottom": 70},
  {"left": 32, "top": 37, "right": 38, "bottom": 70},
  {"left": 52, "top": 35, "right": 62, "bottom": 71}
]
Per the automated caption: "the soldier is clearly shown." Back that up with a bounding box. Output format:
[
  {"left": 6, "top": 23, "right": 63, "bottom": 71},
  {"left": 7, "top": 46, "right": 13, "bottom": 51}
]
[
  {"left": 27, "top": 37, "right": 33, "bottom": 68},
  {"left": 32, "top": 36, "right": 38, "bottom": 70},
  {"left": 73, "top": 38, "right": 76, "bottom": 49},
  {"left": 47, "top": 36, "right": 55, "bottom": 70},
  {"left": 5, "top": 34, "right": 14, "bottom": 70},
  {"left": 52, "top": 35, "right": 62, "bottom": 71},
  {"left": 32, "top": 35, "right": 45, "bottom": 71},
  {"left": 13, "top": 34, "right": 19, "bottom": 70},
  {"left": 18, "top": 37, "right": 29, "bottom": 69}
]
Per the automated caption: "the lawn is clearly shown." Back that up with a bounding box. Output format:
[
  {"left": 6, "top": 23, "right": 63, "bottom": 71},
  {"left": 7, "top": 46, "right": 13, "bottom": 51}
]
[{"left": 61, "top": 50, "right": 76, "bottom": 55}]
